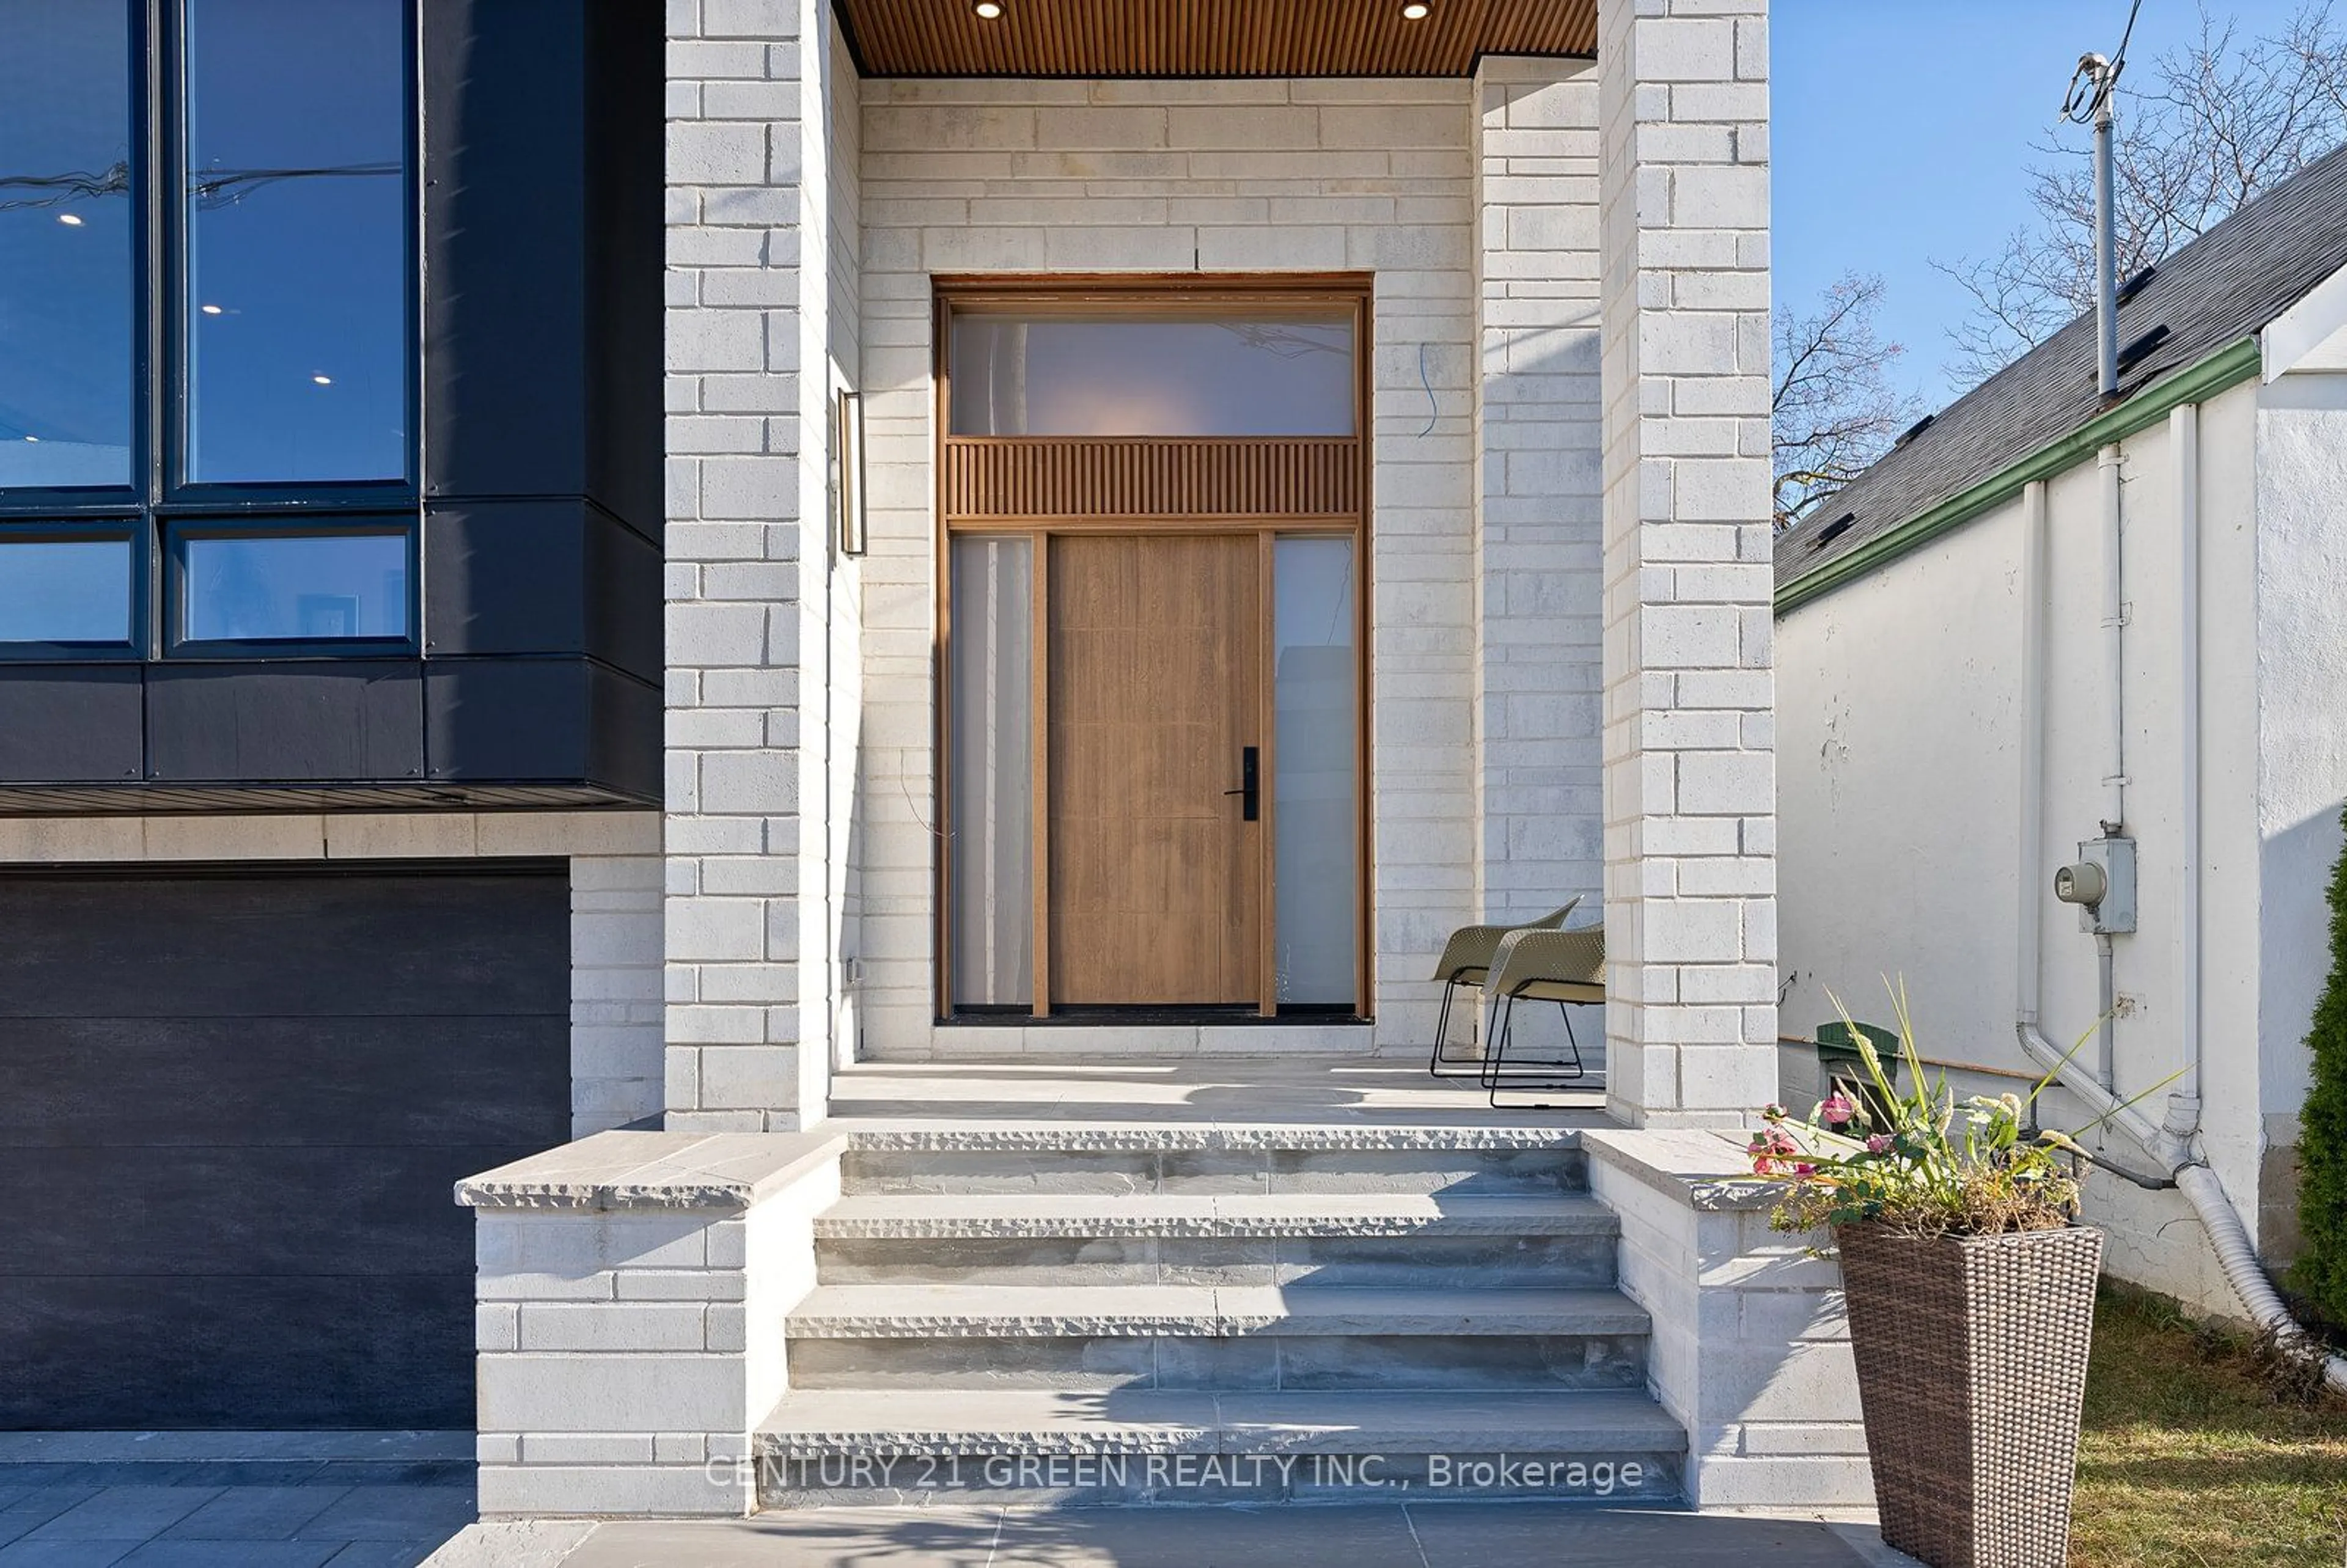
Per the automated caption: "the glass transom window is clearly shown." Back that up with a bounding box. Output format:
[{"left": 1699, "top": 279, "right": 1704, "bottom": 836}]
[{"left": 949, "top": 315, "right": 1356, "bottom": 438}]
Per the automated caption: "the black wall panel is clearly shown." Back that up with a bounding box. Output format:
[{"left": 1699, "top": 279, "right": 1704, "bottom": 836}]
[
  {"left": 0, "top": 867, "right": 569, "bottom": 1429},
  {"left": 420, "top": 0, "right": 663, "bottom": 541},
  {"left": 424, "top": 500, "right": 662, "bottom": 681},
  {"left": 147, "top": 666, "right": 425, "bottom": 782},
  {"left": 0, "top": 669, "right": 143, "bottom": 783},
  {"left": 424, "top": 656, "right": 658, "bottom": 799}
]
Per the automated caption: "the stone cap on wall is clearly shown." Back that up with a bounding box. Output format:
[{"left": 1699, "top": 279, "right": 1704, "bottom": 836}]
[
  {"left": 455, "top": 1129, "right": 845, "bottom": 1212},
  {"left": 1581, "top": 1127, "right": 1785, "bottom": 1213}
]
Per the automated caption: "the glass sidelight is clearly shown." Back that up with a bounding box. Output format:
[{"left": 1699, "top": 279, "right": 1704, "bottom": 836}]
[
  {"left": 947, "top": 534, "right": 1034, "bottom": 1008},
  {"left": 1272, "top": 536, "right": 1358, "bottom": 1006}
]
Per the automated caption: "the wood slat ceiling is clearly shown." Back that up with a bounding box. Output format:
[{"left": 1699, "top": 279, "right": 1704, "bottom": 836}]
[{"left": 836, "top": 0, "right": 1598, "bottom": 78}]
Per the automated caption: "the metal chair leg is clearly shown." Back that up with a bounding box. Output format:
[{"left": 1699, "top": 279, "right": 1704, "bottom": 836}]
[
  {"left": 1486, "top": 992, "right": 1591, "bottom": 1107},
  {"left": 1428, "top": 974, "right": 1485, "bottom": 1078}
]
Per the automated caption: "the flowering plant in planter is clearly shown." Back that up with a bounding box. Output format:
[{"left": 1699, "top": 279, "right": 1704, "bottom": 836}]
[
  {"left": 1747, "top": 995, "right": 2089, "bottom": 1238},
  {"left": 1749, "top": 986, "right": 2177, "bottom": 1568}
]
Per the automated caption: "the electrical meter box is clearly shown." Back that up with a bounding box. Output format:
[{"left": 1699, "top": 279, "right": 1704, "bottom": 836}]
[{"left": 2054, "top": 835, "right": 2137, "bottom": 935}]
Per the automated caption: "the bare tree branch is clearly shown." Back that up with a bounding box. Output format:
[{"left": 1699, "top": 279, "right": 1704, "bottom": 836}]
[
  {"left": 1936, "top": 1, "right": 2347, "bottom": 388},
  {"left": 1772, "top": 273, "right": 1923, "bottom": 530}
]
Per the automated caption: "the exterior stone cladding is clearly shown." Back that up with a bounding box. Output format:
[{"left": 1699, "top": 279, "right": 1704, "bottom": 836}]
[{"left": 851, "top": 66, "right": 1614, "bottom": 1060}]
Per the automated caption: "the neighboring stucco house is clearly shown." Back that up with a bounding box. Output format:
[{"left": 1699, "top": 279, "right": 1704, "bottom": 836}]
[
  {"left": 1777, "top": 144, "right": 2347, "bottom": 1317},
  {"left": 1, "top": 0, "right": 1852, "bottom": 1523}
]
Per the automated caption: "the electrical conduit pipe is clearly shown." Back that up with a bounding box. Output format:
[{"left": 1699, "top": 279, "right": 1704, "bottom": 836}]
[{"left": 2014, "top": 439, "right": 2347, "bottom": 1393}]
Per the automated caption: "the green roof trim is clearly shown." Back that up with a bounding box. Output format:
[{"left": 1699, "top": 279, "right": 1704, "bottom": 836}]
[{"left": 1774, "top": 334, "right": 2264, "bottom": 617}]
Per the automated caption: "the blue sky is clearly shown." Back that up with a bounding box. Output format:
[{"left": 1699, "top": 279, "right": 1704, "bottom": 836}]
[{"left": 1772, "top": 0, "right": 2305, "bottom": 409}]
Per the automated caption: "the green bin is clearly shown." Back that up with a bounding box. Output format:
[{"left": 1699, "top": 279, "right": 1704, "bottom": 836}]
[{"left": 1814, "top": 1020, "right": 1901, "bottom": 1127}]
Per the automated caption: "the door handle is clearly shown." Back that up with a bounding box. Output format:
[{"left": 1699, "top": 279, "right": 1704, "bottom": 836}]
[{"left": 1223, "top": 746, "right": 1260, "bottom": 822}]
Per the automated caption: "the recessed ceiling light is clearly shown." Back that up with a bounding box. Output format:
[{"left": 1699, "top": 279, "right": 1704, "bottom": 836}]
[
  {"left": 56, "top": 213, "right": 83, "bottom": 227},
  {"left": 974, "top": 0, "right": 1002, "bottom": 16},
  {"left": 312, "top": 374, "right": 333, "bottom": 386},
  {"left": 200, "top": 304, "right": 224, "bottom": 315},
  {"left": 1401, "top": 1, "right": 1430, "bottom": 15}
]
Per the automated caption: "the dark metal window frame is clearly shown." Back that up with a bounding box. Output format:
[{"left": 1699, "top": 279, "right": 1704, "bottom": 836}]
[
  {"left": 163, "top": 515, "right": 419, "bottom": 659},
  {"left": 0, "top": 0, "right": 422, "bottom": 661},
  {"left": 0, "top": 519, "right": 148, "bottom": 661}
]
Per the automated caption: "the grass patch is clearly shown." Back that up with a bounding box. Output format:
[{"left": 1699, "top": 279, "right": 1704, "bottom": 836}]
[{"left": 2071, "top": 1283, "right": 2347, "bottom": 1567}]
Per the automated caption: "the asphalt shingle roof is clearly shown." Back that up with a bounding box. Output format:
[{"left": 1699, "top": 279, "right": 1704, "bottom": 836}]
[{"left": 1774, "top": 141, "right": 2347, "bottom": 595}]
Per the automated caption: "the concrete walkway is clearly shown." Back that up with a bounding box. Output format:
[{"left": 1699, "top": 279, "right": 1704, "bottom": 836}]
[
  {"left": 432, "top": 1504, "right": 1920, "bottom": 1568},
  {"left": 0, "top": 1434, "right": 474, "bottom": 1567}
]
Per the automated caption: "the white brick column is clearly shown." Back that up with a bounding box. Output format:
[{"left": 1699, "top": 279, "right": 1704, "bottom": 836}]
[
  {"left": 1596, "top": 0, "right": 1777, "bottom": 1125},
  {"left": 664, "top": 0, "right": 830, "bottom": 1130},
  {"left": 1472, "top": 59, "right": 1605, "bottom": 930}
]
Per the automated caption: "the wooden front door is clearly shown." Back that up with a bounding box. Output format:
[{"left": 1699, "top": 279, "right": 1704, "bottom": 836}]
[{"left": 1048, "top": 533, "right": 1260, "bottom": 1006}]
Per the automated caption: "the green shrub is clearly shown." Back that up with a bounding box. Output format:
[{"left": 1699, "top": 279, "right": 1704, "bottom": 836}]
[{"left": 2289, "top": 807, "right": 2347, "bottom": 1324}]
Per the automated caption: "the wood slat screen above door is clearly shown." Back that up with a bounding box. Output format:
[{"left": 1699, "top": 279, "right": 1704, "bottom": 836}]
[
  {"left": 836, "top": 0, "right": 1596, "bottom": 78},
  {"left": 944, "top": 438, "right": 1362, "bottom": 522}
]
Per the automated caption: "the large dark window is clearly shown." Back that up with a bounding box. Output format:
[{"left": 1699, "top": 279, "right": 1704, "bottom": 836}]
[
  {"left": 0, "top": 0, "right": 415, "bottom": 659},
  {"left": 0, "top": 2, "right": 138, "bottom": 489},
  {"left": 182, "top": 0, "right": 410, "bottom": 484}
]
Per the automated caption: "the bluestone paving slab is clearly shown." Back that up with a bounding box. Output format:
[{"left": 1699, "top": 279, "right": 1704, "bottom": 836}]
[
  {"left": 0, "top": 1541, "right": 136, "bottom": 1567},
  {"left": 545, "top": 1503, "right": 1902, "bottom": 1567},
  {"left": 0, "top": 1490, "right": 104, "bottom": 1548},
  {"left": 22, "top": 1489, "right": 219, "bottom": 1543},
  {"left": 293, "top": 1488, "right": 476, "bottom": 1544},
  {"left": 321, "top": 1543, "right": 441, "bottom": 1567},
  {"left": 156, "top": 1485, "right": 347, "bottom": 1541},
  {"left": 112, "top": 1541, "right": 342, "bottom": 1567}
]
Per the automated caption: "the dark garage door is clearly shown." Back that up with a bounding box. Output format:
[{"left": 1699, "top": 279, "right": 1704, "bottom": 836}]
[{"left": 0, "top": 863, "right": 569, "bottom": 1429}]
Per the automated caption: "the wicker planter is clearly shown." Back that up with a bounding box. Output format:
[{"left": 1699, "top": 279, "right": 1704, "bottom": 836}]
[{"left": 1837, "top": 1223, "right": 2104, "bottom": 1568}]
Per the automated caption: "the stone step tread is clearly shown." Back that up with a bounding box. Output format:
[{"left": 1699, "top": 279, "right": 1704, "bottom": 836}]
[
  {"left": 753, "top": 1388, "right": 1685, "bottom": 1454},
  {"left": 840, "top": 1123, "right": 1590, "bottom": 1153},
  {"left": 815, "top": 1192, "right": 1617, "bottom": 1239},
  {"left": 786, "top": 1284, "right": 1650, "bottom": 1338}
]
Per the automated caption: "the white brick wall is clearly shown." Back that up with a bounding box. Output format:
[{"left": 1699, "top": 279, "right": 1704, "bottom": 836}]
[
  {"left": 665, "top": 0, "right": 853, "bottom": 1127},
  {"left": 571, "top": 849, "right": 666, "bottom": 1135},
  {"left": 1473, "top": 58, "right": 1605, "bottom": 930},
  {"left": 1596, "top": 0, "right": 1779, "bottom": 1124},
  {"left": 468, "top": 1137, "right": 840, "bottom": 1518},
  {"left": 1585, "top": 1129, "right": 1871, "bottom": 1511},
  {"left": 0, "top": 810, "right": 663, "bottom": 1136},
  {"left": 853, "top": 76, "right": 1484, "bottom": 1055}
]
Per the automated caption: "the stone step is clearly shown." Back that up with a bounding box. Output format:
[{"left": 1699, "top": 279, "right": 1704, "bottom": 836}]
[
  {"left": 752, "top": 1389, "right": 1685, "bottom": 1508},
  {"left": 812, "top": 1193, "right": 1618, "bottom": 1288},
  {"left": 783, "top": 1284, "right": 1650, "bottom": 1392},
  {"left": 840, "top": 1126, "right": 1587, "bottom": 1197}
]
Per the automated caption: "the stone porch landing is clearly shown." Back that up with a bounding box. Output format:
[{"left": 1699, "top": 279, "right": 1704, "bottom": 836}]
[{"left": 823, "top": 1056, "right": 1612, "bottom": 1133}]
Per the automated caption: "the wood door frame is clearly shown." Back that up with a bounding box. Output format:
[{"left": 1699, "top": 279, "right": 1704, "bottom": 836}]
[{"left": 932, "top": 274, "right": 1375, "bottom": 1023}]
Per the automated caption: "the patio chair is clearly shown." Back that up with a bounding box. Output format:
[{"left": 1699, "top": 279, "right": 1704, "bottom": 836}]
[
  {"left": 1479, "top": 923, "right": 1605, "bottom": 1108},
  {"left": 1426, "top": 898, "right": 1580, "bottom": 1078}
]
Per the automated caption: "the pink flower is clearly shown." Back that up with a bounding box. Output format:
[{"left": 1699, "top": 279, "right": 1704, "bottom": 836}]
[
  {"left": 1793, "top": 1162, "right": 1817, "bottom": 1178},
  {"left": 1865, "top": 1134, "right": 1893, "bottom": 1154},
  {"left": 1820, "top": 1092, "right": 1857, "bottom": 1127}
]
